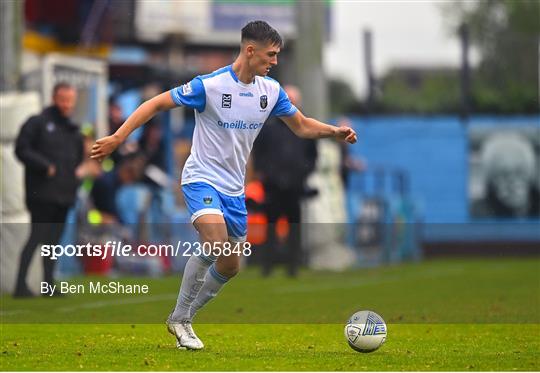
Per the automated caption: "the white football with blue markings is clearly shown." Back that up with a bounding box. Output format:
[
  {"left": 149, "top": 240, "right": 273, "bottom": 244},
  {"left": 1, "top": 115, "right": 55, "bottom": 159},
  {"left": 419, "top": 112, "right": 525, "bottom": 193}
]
[{"left": 344, "top": 310, "right": 387, "bottom": 352}]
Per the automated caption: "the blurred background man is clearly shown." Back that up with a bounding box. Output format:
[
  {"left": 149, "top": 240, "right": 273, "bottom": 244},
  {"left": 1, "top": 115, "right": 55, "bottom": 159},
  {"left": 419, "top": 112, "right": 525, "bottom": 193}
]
[
  {"left": 13, "top": 82, "right": 83, "bottom": 297},
  {"left": 252, "top": 85, "right": 317, "bottom": 277}
]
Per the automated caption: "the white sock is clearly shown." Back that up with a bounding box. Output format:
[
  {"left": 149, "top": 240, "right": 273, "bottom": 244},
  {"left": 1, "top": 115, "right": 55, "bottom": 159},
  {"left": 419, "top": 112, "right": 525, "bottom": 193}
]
[
  {"left": 170, "top": 255, "right": 215, "bottom": 322},
  {"left": 189, "top": 263, "right": 229, "bottom": 319}
]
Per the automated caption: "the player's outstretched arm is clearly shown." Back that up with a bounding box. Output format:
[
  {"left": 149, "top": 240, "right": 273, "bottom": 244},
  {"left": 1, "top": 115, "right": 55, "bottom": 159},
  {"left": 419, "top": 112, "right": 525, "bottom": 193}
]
[
  {"left": 90, "top": 91, "right": 177, "bottom": 161},
  {"left": 280, "top": 111, "right": 357, "bottom": 144}
]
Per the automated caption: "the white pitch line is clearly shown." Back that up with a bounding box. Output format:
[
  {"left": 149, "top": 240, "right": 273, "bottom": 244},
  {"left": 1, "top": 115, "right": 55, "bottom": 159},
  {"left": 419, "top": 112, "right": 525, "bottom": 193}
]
[
  {"left": 1, "top": 293, "right": 176, "bottom": 316},
  {"left": 57, "top": 292, "right": 177, "bottom": 313},
  {"left": 0, "top": 309, "right": 30, "bottom": 316}
]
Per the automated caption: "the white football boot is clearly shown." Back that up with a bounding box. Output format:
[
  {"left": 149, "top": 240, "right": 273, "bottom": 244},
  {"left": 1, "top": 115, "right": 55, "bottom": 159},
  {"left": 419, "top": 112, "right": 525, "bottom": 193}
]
[{"left": 166, "top": 317, "right": 204, "bottom": 350}]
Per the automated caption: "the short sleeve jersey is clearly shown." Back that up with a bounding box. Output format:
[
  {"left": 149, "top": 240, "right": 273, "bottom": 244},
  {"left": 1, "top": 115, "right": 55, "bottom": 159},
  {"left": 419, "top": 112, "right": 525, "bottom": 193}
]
[{"left": 170, "top": 65, "right": 297, "bottom": 196}]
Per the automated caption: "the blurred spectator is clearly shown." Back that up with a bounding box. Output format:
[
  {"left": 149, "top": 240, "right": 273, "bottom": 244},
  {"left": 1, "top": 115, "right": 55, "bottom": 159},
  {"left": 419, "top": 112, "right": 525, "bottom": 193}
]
[
  {"left": 14, "top": 82, "right": 83, "bottom": 297},
  {"left": 138, "top": 118, "right": 167, "bottom": 184},
  {"left": 336, "top": 117, "right": 366, "bottom": 187},
  {"left": 90, "top": 152, "right": 146, "bottom": 224},
  {"left": 252, "top": 85, "right": 317, "bottom": 277},
  {"left": 56, "top": 130, "right": 102, "bottom": 278},
  {"left": 108, "top": 99, "right": 124, "bottom": 135},
  {"left": 138, "top": 118, "right": 174, "bottom": 242},
  {"left": 108, "top": 99, "right": 138, "bottom": 164}
]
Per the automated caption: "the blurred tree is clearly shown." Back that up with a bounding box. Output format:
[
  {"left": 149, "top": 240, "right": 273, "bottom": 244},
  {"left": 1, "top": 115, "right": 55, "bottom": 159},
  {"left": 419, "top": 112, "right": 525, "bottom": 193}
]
[
  {"left": 328, "top": 78, "right": 361, "bottom": 115},
  {"left": 444, "top": 0, "right": 539, "bottom": 113},
  {"left": 379, "top": 67, "right": 461, "bottom": 114}
]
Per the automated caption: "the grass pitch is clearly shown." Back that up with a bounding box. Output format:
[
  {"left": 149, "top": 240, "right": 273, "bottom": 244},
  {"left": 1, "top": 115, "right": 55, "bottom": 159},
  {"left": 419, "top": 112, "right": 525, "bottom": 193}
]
[{"left": 1, "top": 258, "right": 539, "bottom": 371}]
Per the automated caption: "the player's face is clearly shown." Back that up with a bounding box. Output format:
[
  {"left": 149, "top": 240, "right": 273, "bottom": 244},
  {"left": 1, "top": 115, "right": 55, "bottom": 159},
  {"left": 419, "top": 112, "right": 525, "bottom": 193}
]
[
  {"left": 250, "top": 42, "right": 280, "bottom": 76},
  {"left": 53, "top": 87, "right": 77, "bottom": 118}
]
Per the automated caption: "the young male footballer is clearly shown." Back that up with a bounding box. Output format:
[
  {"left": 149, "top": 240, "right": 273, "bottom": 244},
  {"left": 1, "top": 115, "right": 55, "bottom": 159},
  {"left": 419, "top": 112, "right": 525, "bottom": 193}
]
[{"left": 91, "top": 20, "right": 357, "bottom": 350}]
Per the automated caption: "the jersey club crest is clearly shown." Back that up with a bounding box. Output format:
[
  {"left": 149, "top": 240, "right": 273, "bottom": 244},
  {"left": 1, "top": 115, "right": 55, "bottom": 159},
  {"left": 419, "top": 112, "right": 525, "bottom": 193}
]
[{"left": 260, "top": 95, "right": 268, "bottom": 109}]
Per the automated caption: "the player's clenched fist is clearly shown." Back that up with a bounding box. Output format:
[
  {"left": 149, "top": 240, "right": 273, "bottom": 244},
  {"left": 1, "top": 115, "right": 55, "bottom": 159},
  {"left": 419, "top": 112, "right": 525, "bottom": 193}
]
[
  {"left": 90, "top": 134, "right": 121, "bottom": 162},
  {"left": 336, "top": 126, "right": 358, "bottom": 144}
]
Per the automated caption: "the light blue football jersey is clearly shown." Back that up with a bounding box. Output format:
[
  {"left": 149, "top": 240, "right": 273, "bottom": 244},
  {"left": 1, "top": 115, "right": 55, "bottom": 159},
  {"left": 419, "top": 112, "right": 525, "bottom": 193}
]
[{"left": 170, "top": 65, "right": 297, "bottom": 196}]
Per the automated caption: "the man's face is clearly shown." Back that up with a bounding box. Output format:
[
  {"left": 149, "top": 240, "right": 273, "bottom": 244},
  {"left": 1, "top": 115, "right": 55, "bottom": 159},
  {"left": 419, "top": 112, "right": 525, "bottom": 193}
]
[
  {"left": 53, "top": 87, "right": 77, "bottom": 117},
  {"left": 120, "top": 157, "right": 146, "bottom": 184},
  {"left": 248, "top": 42, "right": 280, "bottom": 76},
  {"left": 491, "top": 162, "right": 530, "bottom": 211},
  {"left": 109, "top": 104, "right": 123, "bottom": 123}
]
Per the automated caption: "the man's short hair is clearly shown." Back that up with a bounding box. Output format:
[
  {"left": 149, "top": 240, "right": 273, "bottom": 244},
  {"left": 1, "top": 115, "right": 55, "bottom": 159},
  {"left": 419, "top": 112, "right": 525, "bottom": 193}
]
[
  {"left": 241, "top": 20, "right": 283, "bottom": 47},
  {"left": 53, "top": 82, "right": 75, "bottom": 96}
]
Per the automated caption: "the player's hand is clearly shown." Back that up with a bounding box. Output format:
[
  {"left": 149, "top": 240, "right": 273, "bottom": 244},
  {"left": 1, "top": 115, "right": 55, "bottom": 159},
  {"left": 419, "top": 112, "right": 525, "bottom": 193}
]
[
  {"left": 335, "top": 126, "right": 357, "bottom": 144},
  {"left": 90, "top": 135, "right": 121, "bottom": 162}
]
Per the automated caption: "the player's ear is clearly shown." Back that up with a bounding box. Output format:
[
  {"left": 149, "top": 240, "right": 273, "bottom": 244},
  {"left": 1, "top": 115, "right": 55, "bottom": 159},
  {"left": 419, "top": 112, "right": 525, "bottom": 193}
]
[{"left": 245, "top": 43, "right": 255, "bottom": 58}]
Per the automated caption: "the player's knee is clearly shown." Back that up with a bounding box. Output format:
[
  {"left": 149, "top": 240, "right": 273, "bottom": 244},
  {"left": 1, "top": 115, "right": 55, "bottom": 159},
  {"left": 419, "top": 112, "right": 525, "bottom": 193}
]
[
  {"left": 200, "top": 233, "right": 228, "bottom": 245},
  {"left": 216, "top": 260, "right": 240, "bottom": 278},
  {"left": 223, "top": 264, "right": 240, "bottom": 278}
]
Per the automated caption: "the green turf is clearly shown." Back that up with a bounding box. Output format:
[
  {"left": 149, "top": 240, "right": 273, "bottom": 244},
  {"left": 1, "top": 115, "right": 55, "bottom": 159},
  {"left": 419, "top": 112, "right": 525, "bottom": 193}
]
[
  {"left": 1, "top": 324, "right": 538, "bottom": 371},
  {"left": 1, "top": 258, "right": 539, "bottom": 370},
  {"left": 2, "top": 258, "right": 539, "bottom": 324}
]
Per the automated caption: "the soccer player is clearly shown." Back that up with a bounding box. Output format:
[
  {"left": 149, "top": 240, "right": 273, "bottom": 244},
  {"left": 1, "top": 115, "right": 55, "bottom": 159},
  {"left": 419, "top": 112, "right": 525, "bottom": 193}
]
[{"left": 91, "top": 20, "right": 357, "bottom": 350}]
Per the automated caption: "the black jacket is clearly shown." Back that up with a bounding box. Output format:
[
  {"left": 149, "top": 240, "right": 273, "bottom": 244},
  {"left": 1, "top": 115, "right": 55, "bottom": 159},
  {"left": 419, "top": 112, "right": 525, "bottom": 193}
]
[
  {"left": 252, "top": 116, "right": 317, "bottom": 192},
  {"left": 15, "top": 106, "right": 83, "bottom": 207}
]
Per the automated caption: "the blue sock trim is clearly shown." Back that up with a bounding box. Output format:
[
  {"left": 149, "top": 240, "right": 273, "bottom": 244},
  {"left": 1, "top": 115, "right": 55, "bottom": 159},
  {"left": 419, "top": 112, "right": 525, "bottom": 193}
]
[{"left": 209, "top": 264, "right": 229, "bottom": 284}]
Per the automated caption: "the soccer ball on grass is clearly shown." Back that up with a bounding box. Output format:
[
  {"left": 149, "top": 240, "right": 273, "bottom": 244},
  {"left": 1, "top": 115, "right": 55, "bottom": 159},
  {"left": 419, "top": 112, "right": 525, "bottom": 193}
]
[{"left": 344, "top": 310, "right": 387, "bottom": 353}]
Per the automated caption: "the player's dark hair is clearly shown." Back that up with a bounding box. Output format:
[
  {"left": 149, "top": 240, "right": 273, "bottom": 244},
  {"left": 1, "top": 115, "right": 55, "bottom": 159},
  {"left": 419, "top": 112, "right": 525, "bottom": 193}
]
[
  {"left": 53, "top": 81, "right": 75, "bottom": 95},
  {"left": 241, "top": 20, "right": 283, "bottom": 47}
]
